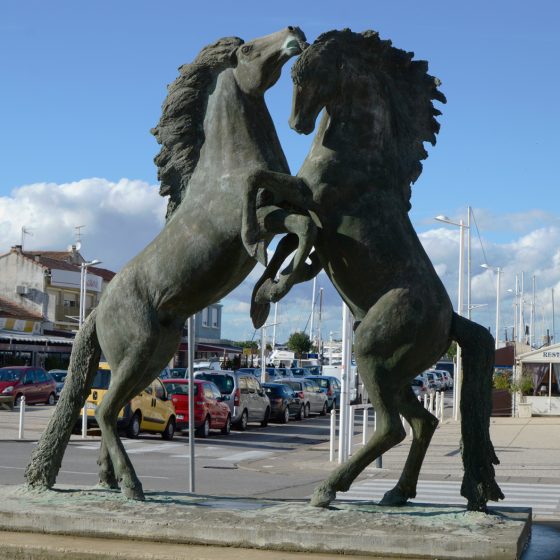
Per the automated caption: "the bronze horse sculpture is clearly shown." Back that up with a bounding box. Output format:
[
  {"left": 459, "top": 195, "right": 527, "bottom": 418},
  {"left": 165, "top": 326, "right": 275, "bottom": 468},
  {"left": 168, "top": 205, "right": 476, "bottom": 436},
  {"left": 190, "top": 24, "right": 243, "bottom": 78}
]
[
  {"left": 25, "top": 27, "right": 315, "bottom": 500},
  {"left": 254, "top": 29, "right": 504, "bottom": 512}
]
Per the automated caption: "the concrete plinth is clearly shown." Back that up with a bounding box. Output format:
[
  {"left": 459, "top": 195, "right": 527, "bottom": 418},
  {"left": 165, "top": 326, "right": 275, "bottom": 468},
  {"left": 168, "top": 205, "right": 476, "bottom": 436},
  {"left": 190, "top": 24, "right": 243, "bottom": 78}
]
[{"left": 0, "top": 485, "right": 530, "bottom": 559}]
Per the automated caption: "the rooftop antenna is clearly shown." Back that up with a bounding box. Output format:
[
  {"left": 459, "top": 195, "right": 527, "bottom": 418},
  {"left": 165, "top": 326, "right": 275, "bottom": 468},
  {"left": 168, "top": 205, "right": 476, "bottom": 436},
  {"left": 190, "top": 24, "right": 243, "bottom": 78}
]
[
  {"left": 74, "top": 225, "right": 86, "bottom": 251},
  {"left": 21, "top": 226, "right": 33, "bottom": 250}
]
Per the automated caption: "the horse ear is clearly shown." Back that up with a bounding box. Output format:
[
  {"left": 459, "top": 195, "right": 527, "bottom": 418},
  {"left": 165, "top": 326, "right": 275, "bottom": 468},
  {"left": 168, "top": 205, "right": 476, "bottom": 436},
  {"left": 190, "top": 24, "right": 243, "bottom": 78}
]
[{"left": 230, "top": 47, "right": 239, "bottom": 67}]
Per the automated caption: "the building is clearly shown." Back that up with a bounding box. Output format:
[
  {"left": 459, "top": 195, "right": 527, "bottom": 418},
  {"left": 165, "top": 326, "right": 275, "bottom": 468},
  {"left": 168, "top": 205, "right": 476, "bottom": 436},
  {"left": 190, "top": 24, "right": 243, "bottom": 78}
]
[
  {"left": 0, "top": 244, "right": 241, "bottom": 369},
  {"left": 0, "top": 245, "right": 115, "bottom": 368}
]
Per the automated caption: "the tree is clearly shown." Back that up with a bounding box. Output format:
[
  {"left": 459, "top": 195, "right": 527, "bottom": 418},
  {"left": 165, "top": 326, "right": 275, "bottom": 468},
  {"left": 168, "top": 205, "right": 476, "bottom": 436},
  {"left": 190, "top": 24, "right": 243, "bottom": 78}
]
[{"left": 287, "top": 331, "right": 312, "bottom": 364}]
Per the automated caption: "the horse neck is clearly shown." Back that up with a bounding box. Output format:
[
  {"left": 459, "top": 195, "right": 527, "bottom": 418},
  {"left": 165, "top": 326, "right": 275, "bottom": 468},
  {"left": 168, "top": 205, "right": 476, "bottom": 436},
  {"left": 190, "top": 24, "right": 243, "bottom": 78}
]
[
  {"left": 198, "top": 69, "right": 290, "bottom": 175},
  {"left": 308, "top": 76, "right": 399, "bottom": 185}
]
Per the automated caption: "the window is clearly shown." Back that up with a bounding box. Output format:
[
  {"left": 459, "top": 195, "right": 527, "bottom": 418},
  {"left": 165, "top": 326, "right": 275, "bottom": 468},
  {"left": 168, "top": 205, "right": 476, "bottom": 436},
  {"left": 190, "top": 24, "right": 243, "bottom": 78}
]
[
  {"left": 154, "top": 380, "right": 165, "bottom": 400},
  {"left": 211, "top": 384, "right": 221, "bottom": 399},
  {"left": 211, "top": 307, "right": 219, "bottom": 328},
  {"left": 36, "top": 370, "right": 47, "bottom": 382},
  {"left": 246, "top": 376, "right": 258, "bottom": 394},
  {"left": 239, "top": 376, "right": 249, "bottom": 394},
  {"left": 202, "top": 308, "right": 209, "bottom": 327}
]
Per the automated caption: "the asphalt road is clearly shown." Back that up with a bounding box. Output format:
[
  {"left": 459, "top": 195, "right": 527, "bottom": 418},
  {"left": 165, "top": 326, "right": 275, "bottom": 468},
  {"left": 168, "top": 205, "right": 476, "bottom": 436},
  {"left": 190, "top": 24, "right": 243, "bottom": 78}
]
[{"left": 0, "top": 405, "right": 333, "bottom": 498}]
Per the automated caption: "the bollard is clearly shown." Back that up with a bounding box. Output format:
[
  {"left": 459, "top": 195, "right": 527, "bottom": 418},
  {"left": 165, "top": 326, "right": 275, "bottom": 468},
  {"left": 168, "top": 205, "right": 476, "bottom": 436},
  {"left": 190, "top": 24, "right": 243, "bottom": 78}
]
[
  {"left": 423, "top": 393, "right": 428, "bottom": 410},
  {"left": 428, "top": 392, "right": 434, "bottom": 413},
  {"left": 82, "top": 403, "right": 88, "bottom": 439},
  {"left": 362, "top": 407, "right": 368, "bottom": 445},
  {"left": 440, "top": 392, "right": 445, "bottom": 422},
  {"left": 348, "top": 406, "right": 355, "bottom": 456},
  {"left": 435, "top": 392, "right": 440, "bottom": 420},
  {"left": 18, "top": 395, "right": 25, "bottom": 439},
  {"left": 329, "top": 409, "right": 336, "bottom": 462}
]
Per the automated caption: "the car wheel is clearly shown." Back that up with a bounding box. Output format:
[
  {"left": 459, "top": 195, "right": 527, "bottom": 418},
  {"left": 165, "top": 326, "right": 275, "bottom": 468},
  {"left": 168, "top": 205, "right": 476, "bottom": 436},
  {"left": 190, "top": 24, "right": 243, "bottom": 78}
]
[
  {"left": 304, "top": 402, "right": 310, "bottom": 418},
  {"left": 15, "top": 394, "right": 24, "bottom": 408},
  {"left": 162, "top": 417, "right": 175, "bottom": 440},
  {"left": 221, "top": 415, "right": 231, "bottom": 435},
  {"left": 296, "top": 405, "right": 304, "bottom": 421},
  {"left": 320, "top": 401, "right": 328, "bottom": 416},
  {"left": 236, "top": 410, "right": 248, "bottom": 431},
  {"left": 196, "top": 415, "right": 210, "bottom": 438},
  {"left": 46, "top": 393, "right": 56, "bottom": 406},
  {"left": 260, "top": 407, "right": 270, "bottom": 427},
  {"left": 281, "top": 407, "right": 290, "bottom": 424},
  {"left": 126, "top": 412, "right": 141, "bottom": 438}
]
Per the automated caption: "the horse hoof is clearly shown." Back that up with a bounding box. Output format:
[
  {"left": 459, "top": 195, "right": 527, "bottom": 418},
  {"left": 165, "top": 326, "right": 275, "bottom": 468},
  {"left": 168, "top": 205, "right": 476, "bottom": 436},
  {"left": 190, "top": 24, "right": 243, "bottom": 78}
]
[
  {"left": 380, "top": 486, "right": 410, "bottom": 507},
  {"left": 98, "top": 479, "right": 119, "bottom": 490},
  {"left": 310, "top": 484, "right": 336, "bottom": 508},
  {"left": 122, "top": 484, "right": 145, "bottom": 501}
]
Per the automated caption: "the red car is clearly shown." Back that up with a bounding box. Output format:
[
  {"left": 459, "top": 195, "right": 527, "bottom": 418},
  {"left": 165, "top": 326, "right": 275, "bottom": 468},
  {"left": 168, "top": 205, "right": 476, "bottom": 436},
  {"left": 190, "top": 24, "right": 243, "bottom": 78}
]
[
  {"left": 162, "top": 378, "right": 231, "bottom": 438},
  {"left": 0, "top": 366, "right": 57, "bottom": 406}
]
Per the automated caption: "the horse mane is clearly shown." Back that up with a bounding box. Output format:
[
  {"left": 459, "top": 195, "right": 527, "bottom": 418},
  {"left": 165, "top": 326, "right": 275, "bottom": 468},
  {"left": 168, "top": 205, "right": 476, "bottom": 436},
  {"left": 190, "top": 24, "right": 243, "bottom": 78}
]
[
  {"left": 292, "top": 29, "right": 446, "bottom": 205},
  {"left": 151, "top": 36, "right": 244, "bottom": 219}
]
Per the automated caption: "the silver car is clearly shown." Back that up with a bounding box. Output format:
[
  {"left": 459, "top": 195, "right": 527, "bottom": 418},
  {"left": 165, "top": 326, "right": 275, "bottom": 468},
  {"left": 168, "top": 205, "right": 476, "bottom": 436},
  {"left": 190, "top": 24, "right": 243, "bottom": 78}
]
[
  {"left": 277, "top": 378, "right": 329, "bottom": 418},
  {"left": 195, "top": 370, "right": 270, "bottom": 430}
]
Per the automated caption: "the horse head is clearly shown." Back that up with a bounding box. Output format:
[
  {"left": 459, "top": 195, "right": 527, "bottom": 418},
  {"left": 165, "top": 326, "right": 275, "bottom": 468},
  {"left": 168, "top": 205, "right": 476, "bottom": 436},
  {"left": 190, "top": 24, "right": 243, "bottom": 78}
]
[{"left": 233, "top": 27, "right": 307, "bottom": 95}]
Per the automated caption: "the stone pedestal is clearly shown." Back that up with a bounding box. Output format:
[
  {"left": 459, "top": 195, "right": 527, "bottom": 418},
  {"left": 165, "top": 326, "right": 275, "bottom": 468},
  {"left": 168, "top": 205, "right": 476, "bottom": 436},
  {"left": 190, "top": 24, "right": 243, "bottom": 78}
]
[{"left": 0, "top": 485, "right": 531, "bottom": 559}]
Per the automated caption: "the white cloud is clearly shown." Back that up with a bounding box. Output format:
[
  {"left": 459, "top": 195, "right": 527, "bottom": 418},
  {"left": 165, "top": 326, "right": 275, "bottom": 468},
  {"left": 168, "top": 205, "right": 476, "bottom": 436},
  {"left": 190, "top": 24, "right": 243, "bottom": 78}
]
[
  {"left": 0, "top": 178, "right": 166, "bottom": 270},
  {"left": 2, "top": 180, "right": 559, "bottom": 347}
]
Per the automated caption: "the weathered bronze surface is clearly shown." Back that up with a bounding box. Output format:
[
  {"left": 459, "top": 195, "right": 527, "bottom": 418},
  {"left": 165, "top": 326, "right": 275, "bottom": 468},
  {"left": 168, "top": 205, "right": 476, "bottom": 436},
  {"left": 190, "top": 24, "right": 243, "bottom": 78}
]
[
  {"left": 25, "top": 28, "right": 311, "bottom": 499},
  {"left": 255, "top": 29, "right": 504, "bottom": 513}
]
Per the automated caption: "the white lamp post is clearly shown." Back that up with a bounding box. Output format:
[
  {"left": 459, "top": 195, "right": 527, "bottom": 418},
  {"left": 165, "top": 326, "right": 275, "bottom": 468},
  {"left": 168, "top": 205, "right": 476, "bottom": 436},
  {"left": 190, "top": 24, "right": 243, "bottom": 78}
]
[
  {"left": 79, "top": 259, "right": 101, "bottom": 328},
  {"left": 435, "top": 214, "right": 469, "bottom": 421},
  {"left": 481, "top": 264, "right": 502, "bottom": 350}
]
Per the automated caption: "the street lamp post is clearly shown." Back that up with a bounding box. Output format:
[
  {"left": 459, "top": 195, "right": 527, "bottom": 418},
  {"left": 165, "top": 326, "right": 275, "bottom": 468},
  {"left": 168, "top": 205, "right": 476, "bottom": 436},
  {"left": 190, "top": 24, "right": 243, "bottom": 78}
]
[
  {"left": 79, "top": 259, "right": 101, "bottom": 328},
  {"left": 435, "top": 214, "right": 469, "bottom": 421},
  {"left": 481, "top": 264, "right": 502, "bottom": 350}
]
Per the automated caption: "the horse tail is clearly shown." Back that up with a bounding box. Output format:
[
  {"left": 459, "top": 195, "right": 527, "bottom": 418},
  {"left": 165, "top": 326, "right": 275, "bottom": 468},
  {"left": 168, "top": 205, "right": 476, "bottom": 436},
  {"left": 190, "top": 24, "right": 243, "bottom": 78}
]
[
  {"left": 450, "top": 311, "right": 505, "bottom": 511},
  {"left": 25, "top": 309, "right": 102, "bottom": 489}
]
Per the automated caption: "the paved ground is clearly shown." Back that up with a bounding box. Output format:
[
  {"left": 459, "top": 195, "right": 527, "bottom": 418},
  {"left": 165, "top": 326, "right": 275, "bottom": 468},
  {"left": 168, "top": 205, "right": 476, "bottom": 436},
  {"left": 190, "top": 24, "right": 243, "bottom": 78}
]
[{"left": 1, "top": 404, "right": 559, "bottom": 558}]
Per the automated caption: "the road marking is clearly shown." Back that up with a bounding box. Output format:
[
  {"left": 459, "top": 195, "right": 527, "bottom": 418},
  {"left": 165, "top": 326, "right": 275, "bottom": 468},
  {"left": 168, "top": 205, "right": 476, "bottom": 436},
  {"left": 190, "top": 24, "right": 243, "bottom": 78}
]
[
  {"left": 338, "top": 478, "right": 560, "bottom": 516},
  {"left": 218, "top": 450, "right": 273, "bottom": 462}
]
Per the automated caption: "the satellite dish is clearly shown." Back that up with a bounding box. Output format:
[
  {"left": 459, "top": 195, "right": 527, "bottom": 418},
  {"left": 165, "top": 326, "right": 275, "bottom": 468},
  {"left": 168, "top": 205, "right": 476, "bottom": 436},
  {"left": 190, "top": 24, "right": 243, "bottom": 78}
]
[{"left": 75, "top": 242, "right": 82, "bottom": 251}]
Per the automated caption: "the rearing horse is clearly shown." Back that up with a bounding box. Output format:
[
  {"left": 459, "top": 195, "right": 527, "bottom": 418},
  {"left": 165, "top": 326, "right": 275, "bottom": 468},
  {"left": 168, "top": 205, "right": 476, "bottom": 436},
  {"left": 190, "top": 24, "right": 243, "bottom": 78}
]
[
  {"left": 25, "top": 28, "right": 314, "bottom": 500},
  {"left": 260, "top": 29, "right": 504, "bottom": 512}
]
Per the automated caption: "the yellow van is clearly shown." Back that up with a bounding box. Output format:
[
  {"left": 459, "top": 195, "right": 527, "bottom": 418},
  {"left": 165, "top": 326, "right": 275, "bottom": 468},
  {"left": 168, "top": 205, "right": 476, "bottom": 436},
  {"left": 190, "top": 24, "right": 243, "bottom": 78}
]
[{"left": 78, "top": 362, "right": 176, "bottom": 439}]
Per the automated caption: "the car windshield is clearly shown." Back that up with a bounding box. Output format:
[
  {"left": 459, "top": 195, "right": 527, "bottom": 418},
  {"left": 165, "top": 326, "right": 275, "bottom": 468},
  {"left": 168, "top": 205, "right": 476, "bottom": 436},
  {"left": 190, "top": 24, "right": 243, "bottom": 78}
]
[
  {"left": 92, "top": 369, "right": 111, "bottom": 390},
  {"left": 165, "top": 382, "right": 197, "bottom": 396},
  {"left": 196, "top": 373, "right": 234, "bottom": 394},
  {"left": 51, "top": 371, "right": 67, "bottom": 382},
  {"left": 311, "top": 378, "right": 329, "bottom": 389},
  {"left": 0, "top": 369, "right": 22, "bottom": 381},
  {"left": 170, "top": 368, "right": 187, "bottom": 377},
  {"left": 282, "top": 380, "right": 302, "bottom": 391}
]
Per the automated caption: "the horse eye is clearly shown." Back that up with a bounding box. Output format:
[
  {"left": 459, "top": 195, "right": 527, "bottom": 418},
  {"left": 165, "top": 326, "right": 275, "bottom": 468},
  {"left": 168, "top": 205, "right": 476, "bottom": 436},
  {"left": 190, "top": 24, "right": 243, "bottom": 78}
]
[{"left": 241, "top": 45, "right": 252, "bottom": 55}]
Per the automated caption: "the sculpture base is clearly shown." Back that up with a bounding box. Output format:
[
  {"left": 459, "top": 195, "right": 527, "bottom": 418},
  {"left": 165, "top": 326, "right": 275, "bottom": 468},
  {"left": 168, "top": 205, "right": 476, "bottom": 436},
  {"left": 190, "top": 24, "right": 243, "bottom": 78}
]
[{"left": 0, "top": 485, "right": 530, "bottom": 559}]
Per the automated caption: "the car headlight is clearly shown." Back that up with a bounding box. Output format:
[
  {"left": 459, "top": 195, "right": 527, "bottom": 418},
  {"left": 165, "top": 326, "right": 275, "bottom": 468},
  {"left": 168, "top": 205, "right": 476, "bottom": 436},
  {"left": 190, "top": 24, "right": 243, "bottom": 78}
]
[{"left": 2, "top": 386, "right": 14, "bottom": 394}]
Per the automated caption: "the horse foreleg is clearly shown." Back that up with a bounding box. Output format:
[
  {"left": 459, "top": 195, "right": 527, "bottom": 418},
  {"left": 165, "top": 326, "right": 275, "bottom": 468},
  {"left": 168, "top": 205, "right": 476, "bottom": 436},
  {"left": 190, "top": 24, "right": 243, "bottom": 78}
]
[
  {"left": 380, "top": 386, "right": 438, "bottom": 506},
  {"left": 241, "top": 169, "right": 314, "bottom": 265},
  {"left": 252, "top": 206, "right": 317, "bottom": 305},
  {"left": 97, "top": 436, "right": 119, "bottom": 490}
]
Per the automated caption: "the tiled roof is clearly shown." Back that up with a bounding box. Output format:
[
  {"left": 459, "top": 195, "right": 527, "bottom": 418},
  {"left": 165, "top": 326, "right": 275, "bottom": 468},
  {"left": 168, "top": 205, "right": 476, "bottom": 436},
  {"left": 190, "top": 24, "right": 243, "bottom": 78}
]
[
  {"left": 0, "top": 296, "right": 43, "bottom": 321},
  {"left": 10, "top": 248, "right": 116, "bottom": 282}
]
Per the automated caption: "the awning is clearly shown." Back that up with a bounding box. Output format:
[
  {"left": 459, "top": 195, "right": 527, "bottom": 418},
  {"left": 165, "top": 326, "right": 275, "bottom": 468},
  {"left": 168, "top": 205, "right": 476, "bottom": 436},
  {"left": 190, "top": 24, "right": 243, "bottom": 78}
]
[
  {"left": 178, "top": 342, "right": 242, "bottom": 353},
  {"left": 0, "top": 330, "right": 74, "bottom": 345}
]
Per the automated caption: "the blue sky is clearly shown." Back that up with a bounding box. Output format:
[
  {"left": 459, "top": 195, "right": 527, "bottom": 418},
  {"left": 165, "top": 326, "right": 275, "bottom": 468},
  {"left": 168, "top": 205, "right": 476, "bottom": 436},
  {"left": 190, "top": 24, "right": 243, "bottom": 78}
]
[{"left": 1, "top": 1, "right": 559, "bottom": 344}]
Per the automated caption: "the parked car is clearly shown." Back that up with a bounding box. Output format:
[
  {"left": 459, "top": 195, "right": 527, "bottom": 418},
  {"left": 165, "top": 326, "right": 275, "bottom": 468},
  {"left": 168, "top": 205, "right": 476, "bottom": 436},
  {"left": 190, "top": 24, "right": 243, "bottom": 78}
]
[
  {"left": 304, "top": 365, "right": 322, "bottom": 376},
  {"left": 419, "top": 371, "right": 438, "bottom": 391},
  {"left": 289, "top": 367, "right": 311, "bottom": 378},
  {"left": 49, "top": 369, "right": 68, "bottom": 400},
  {"left": 411, "top": 376, "right": 428, "bottom": 398},
  {"left": 76, "top": 362, "right": 176, "bottom": 439},
  {"left": 0, "top": 366, "right": 56, "bottom": 406},
  {"left": 195, "top": 370, "right": 271, "bottom": 430},
  {"left": 277, "top": 378, "right": 329, "bottom": 417},
  {"left": 262, "top": 383, "right": 303, "bottom": 422},
  {"left": 236, "top": 367, "right": 281, "bottom": 382},
  {"left": 433, "top": 369, "right": 453, "bottom": 389},
  {"left": 305, "top": 375, "right": 341, "bottom": 410},
  {"left": 162, "top": 378, "right": 231, "bottom": 437}
]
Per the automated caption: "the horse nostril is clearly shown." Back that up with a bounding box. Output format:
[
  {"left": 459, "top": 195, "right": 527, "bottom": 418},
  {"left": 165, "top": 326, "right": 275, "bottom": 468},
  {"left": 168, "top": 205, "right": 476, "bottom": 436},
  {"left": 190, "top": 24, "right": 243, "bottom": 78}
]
[{"left": 288, "top": 26, "right": 294, "bottom": 31}]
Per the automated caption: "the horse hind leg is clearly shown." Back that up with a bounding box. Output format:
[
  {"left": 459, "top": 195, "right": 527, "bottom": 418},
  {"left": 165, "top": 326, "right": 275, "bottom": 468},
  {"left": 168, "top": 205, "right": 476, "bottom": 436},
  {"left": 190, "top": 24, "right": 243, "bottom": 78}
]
[
  {"left": 380, "top": 385, "right": 439, "bottom": 506},
  {"left": 452, "top": 312, "right": 504, "bottom": 511},
  {"left": 97, "top": 437, "right": 118, "bottom": 490},
  {"left": 311, "top": 357, "right": 406, "bottom": 507}
]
